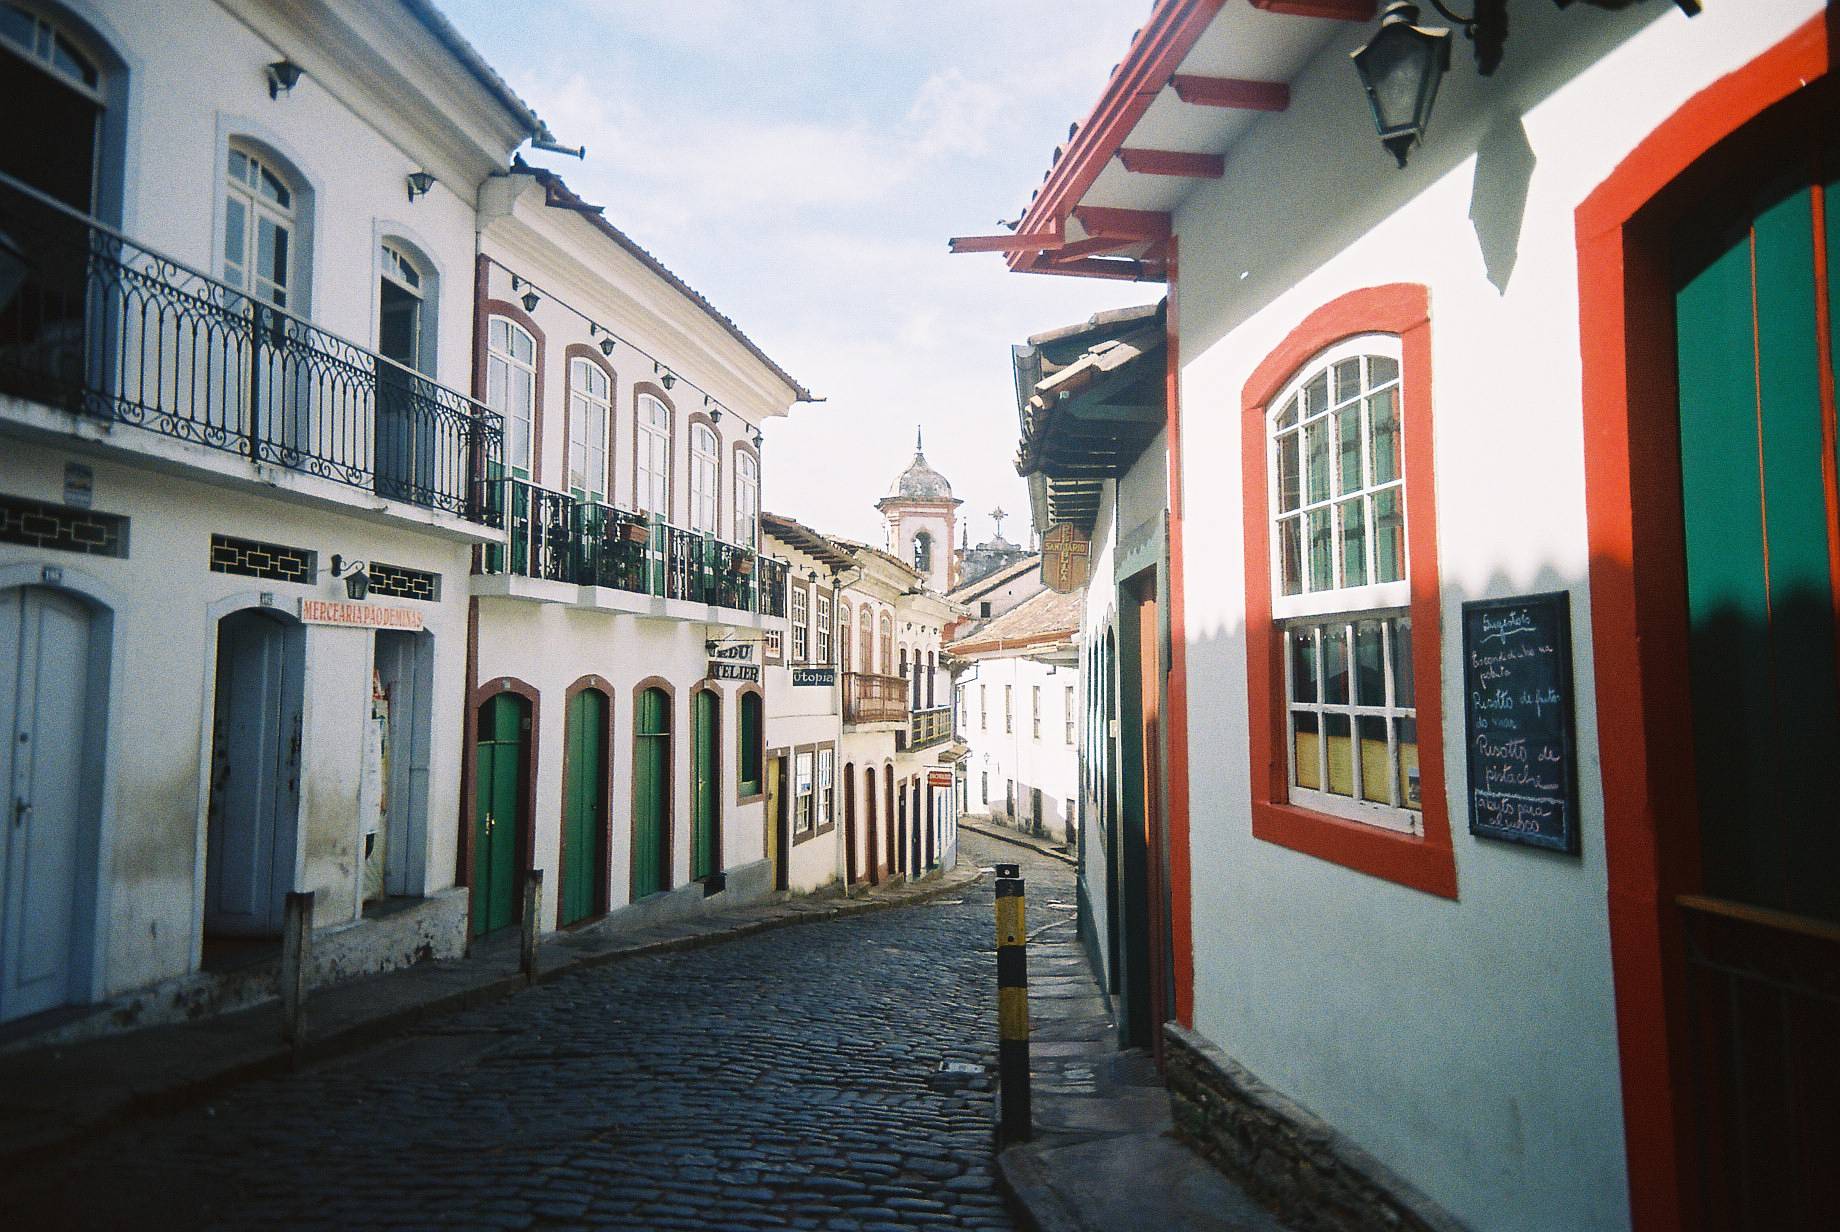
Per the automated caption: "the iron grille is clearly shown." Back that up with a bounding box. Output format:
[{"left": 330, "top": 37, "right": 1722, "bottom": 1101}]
[
  {"left": 0, "top": 493, "right": 128, "bottom": 557},
  {"left": 209, "top": 533, "right": 316, "bottom": 584},
  {"left": 366, "top": 561, "right": 440, "bottom": 602}
]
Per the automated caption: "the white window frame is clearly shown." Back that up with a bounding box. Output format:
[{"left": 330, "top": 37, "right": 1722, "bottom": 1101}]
[
  {"left": 790, "top": 584, "right": 809, "bottom": 662},
  {"left": 1032, "top": 686, "right": 1041, "bottom": 740},
  {"left": 794, "top": 750, "right": 815, "bottom": 835},
  {"left": 815, "top": 591, "right": 832, "bottom": 664},
  {"left": 486, "top": 315, "right": 536, "bottom": 478},
  {"left": 734, "top": 450, "right": 759, "bottom": 547},
  {"left": 568, "top": 357, "right": 611, "bottom": 501},
  {"left": 636, "top": 393, "right": 671, "bottom": 518},
  {"left": 1065, "top": 686, "right": 1075, "bottom": 745},
  {"left": 1004, "top": 685, "right": 1013, "bottom": 734},
  {"left": 224, "top": 143, "right": 295, "bottom": 309},
  {"left": 817, "top": 748, "right": 834, "bottom": 830},
  {"left": 1268, "top": 336, "right": 1419, "bottom": 833},
  {"left": 689, "top": 421, "right": 719, "bottom": 534}
]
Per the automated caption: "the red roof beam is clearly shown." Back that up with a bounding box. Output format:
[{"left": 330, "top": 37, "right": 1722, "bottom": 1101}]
[
  {"left": 1035, "top": 256, "right": 1166, "bottom": 282},
  {"left": 1072, "top": 206, "right": 1172, "bottom": 243},
  {"left": 1117, "top": 147, "right": 1225, "bottom": 178},
  {"left": 1248, "top": 0, "right": 1375, "bottom": 19},
  {"left": 1170, "top": 74, "right": 1290, "bottom": 112}
]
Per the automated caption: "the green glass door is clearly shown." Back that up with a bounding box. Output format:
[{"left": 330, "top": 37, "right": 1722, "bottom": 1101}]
[
  {"left": 633, "top": 688, "right": 670, "bottom": 898},
  {"left": 472, "top": 693, "right": 526, "bottom": 937},
  {"left": 692, "top": 691, "right": 720, "bottom": 880},
  {"left": 560, "top": 689, "right": 608, "bottom": 926}
]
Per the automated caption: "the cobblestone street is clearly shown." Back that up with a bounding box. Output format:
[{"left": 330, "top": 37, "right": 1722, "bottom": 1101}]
[{"left": 10, "top": 832, "right": 1075, "bottom": 1231}]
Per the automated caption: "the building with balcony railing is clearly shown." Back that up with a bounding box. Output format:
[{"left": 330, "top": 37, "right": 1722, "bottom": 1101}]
[
  {"left": 466, "top": 164, "right": 811, "bottom": 944},
  {"left": 0, "top": 0, "right": 543, "bottom": 1036}
]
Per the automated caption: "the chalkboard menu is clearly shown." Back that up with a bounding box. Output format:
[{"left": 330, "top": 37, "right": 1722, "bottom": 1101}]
[{"left": 1460, "top": 591, "right": 1580, "bottom": 854}]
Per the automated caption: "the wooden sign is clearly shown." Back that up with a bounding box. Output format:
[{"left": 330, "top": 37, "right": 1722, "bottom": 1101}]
[
  {"left": 300, "top": 599, "right": 423, "bottom": 630},
  {"left": 1041, "top": 523, "right": 1090, "bottom": 592},
  {"left": 1460, "top": 591, "right": 1580, "bottom": 853}
]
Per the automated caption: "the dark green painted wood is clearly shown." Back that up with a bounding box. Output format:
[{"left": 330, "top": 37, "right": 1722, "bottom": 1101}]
[
  {"left": 633, "top": 688, "right": 669, "bottom": 899},
  {"left": 1113, "top": 585, "right": 1152, "bottom": 1051},
  {"left": 738, "top": 692, "right": 762, "bottom": 796},
  {"left": 472, "top": 693, "right": 525, "bottom": 937},
  {"left": 692, "top": 691, "right": 719, "bottom": 880},
  {"left": 1677, "top": 187, "right": 1840, "bottom": 922},
  {"left": 560, "top": 689, "right": 607, "bottom": 926}
]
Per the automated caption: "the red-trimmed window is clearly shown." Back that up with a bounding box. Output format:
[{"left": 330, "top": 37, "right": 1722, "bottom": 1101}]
[{"left": 1240, "top": 284, "right": 1455, "bottom": 898}]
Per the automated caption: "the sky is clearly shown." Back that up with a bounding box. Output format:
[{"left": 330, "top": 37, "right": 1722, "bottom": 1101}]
[{"left": 439, "top": 0, "right": 1158, "bottom": 546}]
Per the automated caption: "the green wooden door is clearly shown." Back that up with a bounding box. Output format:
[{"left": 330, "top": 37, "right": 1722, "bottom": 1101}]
[
  {"left": 691, "top": 691, "right": 720, "bottom": 880},
  {"left": 560, "top": 689, "right": 607, "bottom": 926},
  {"left": 633, "top": 688, "right": 670, "bottom": 898},
  {"left": 472, "top": 693, "right": 526, "bottom": 936},
  {"left": 1676, "top": 181, "right": 1840, "bottom": 923}
]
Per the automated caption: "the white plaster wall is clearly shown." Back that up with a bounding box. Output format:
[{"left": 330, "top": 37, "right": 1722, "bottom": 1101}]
[
  {"left": 1168, "top": 4, "right": 1822, "bottom": 1229},
  {"left": 840, "top": 731, "right": 898, "bottom": 878},
  {"left": 963, "top": 655, "right": 1079, "bottom": 840},
  {"left": 0, "top": 437, "right": 470, "bottom": 998},
  {"left": 474, "top": 604, "right": 764, "bottom": 930}
]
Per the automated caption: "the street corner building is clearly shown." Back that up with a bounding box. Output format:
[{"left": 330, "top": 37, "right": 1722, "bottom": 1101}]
[
  {"left": 0, "top": 0, "right": 816, "bottom": 1041},
  {"left": 957, "top": 2, "right": 1840, "bottom": 1230}
]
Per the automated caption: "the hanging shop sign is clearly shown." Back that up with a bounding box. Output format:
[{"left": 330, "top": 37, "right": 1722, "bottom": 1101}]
[
  {"left": 710, "top": 642, "right": 755, "bottom": 661},
  {"left": 1041, "top": 523, "right": 1091, "bottom": 592},
  {"left": 1460, "top": 591, "right": 1579, "bottom": 854},
  {"left": 926, "top": 769, "right": 955, "bottom": 788},
  {"left": 706, "top": 661, "right": 760, "bottom": 683},
  {"left": 791, "top": 667, "right": 836, "bottom": 687},
  {"left": 300, "top": 599, "right": 424, "bottom": 631}
]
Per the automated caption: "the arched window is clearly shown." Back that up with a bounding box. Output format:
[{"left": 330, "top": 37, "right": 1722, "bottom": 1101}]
[
  {"left": 376, "top": 241, "right": 437, "bottom": 502},
  {"left": 636, "top": 394, "right": 672, "bottom": 518},
  {"left": 878, "top": 613, "right": 893, "bottom": 676},
  {"left": 838, "top": 601, "right": 852, "bottom": 673},
  {"left": 734, "top": 450, "right": 759, "bottom": 547},
  {"left": 2, "top": 3, "right": 106, "bottom": 213},
  {"left": 569, "top": 357, "right": 611, "bottom": 501},
  {"left": 738, "top": 690, "right": 763, "bottom": 797},
  {"left": 1268, "top": 338, "right": 1416, "bottom": 830},
  {"left": 689, "top": 422, "right": 719, "bottom": 533},
  {"left": 486, "top": 316, "right": 536, "bottom": 478},
  {"left": 927, "top": 651, "right": 936, "bottom": 708},
  {"left": 858, "top": 605, "right": 874, "bottom": 675},
  {"left": 913, "top": 531, "right": 932, "bottom": 573},
  {"left": 223, "top": 143, "right": 296, "bottom": 309}
]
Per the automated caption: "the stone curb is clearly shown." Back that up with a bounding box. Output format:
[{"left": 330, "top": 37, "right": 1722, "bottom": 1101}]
[
  {"left": 958, "top": 820, "right": 1078, "bottom": 867},
  {"left": 0, "top": 865, "right": 984, "bottom": 1172}
]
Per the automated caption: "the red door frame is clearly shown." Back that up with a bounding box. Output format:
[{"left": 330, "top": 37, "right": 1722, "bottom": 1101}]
[{"left": 1575, "top": 14, "right": 1833, "bottom": 1229}]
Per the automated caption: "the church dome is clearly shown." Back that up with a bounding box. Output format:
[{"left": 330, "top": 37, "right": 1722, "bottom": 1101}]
[{"left": 885, "top": 428, "right": 954, "bottom": 502}]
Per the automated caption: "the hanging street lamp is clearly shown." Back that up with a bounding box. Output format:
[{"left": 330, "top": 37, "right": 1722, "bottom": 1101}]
[{"left": 1351, "top": 2, "right": 1453, "bottom": 169}]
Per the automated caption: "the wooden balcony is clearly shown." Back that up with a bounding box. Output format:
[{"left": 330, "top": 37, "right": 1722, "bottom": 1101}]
[{"left": 843, "top": 672, "right": 908, "bottom": 726}]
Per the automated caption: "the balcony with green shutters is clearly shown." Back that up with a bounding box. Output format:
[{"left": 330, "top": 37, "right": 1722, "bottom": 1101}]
[{"left": 472, "top": 476, "right": 789, "bottom": 629}]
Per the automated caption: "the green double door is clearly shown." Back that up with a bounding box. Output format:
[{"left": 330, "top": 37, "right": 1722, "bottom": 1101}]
[
  {"left": 472, "top": 693, "right": 528, "bottom": 937},
  {"left": 633, "top": 688, "right": 670, "bottom": 898},
  {"left": 692, "top": 691, "right": 720, "bottom": 880},
  {"left": 560, "top": 689, "right": 608, "bottom": 927}
]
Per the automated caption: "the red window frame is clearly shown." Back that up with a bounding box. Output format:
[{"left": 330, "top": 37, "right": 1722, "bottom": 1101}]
[{"left": 1239, "top": 283, "right": 1456, "bottom": 898}]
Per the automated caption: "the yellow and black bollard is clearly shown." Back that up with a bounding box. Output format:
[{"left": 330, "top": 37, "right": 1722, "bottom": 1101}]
[{"left": 995, "top": 863, "right": 1031, "bottom": 1144}]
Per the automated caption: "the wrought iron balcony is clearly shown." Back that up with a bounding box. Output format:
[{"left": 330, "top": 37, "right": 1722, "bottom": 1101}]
[
  {"left": 843, "top": 672, "right": 909, "bottom": 726},
  {"left": 478, "top": 476, "right": 784, "bottom": 616},
  {"left": 909, "top": 704, "right": 952, "bottom": 751},
  {"left": 0, "top": 171, "right": 502, "bottom": 523}
]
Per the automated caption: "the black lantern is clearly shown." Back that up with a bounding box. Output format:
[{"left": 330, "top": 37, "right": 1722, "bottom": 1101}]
[
  {"left": 330, "top": 555, "right": 369, "bottom": 601},
  {"left": 405, "top": 170, "right": 435, "bottom": 202},
  {"left": 599, "top": 337, "right": 615, "bottom": 357},
  {"left": 1351, "top": 2, "right": 1452, "bottom": 169},
  {"left": 266, "top": 59, "right": 303, "bottom": 99},
  {"left": 662, "top": 372, "right": 676, "bottom": 390},
  {"left": 521, "top": 288, "right": 540, "bottom": 312}
]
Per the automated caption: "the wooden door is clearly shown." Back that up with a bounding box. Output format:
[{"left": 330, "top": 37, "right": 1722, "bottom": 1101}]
[
  {"left": 205, "top": 610, "right": 302, "bottom": 938},
  {"left": 691, "top": 691, "right": 719, "bottom": 880},
  {"left": 560, "top": 689, "right": 607, "bottom": 926},
  {"left": 0, "top": 587, "right": 95, "bottom": 1023},
  {"left": 843, "top": 763, "right": 858, "bottom": 885},
  {"left": 1671, "top": 172, "right": 1840, "bottom": 1227},
  {"left": 472, "top": 692, "right": 526, "bottom": 936},
  {"left": 632, "top": 688, "right": 670, "bottom": 899},
  {"left": 765, "top": 756, "right": 785, "bottom": 892},
  {"left": 864, "top": 766, "right": 879, "bottom": 885}
]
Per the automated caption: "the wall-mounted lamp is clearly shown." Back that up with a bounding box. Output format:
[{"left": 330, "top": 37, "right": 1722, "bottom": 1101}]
[
  {"left": 1351, "top": 2, "right": 1452, "bottom": 169},
  {"left": 521, "top": 289, "right": 541, "bottom": 312},
  {"left": 662, "top": 372, "right": 676, "bottom": 390},
  {"left": 599, "top": 337, "right": 615, "bottom": 357},
  {"left": 808, "top": 570, "right": 820, "bottom": 585},
  {"left": 266, "top": 59, "right": 304, "bottom": 99},
  {"left": 330, "top": 554, "right": 370, "bottom": 600},
  {"left": 405, "top": 170, "right": 436, "bottom": 202},
  {"left": 751, "top": 428, "right": 763, "bottom": 447},
  {"left": 710, "top": 407, "right": 722, "bottom": 423}
]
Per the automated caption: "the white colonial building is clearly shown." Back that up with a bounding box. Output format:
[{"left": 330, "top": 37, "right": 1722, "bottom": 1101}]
[{"left": 0, "top": 0, "right": 541, "bottom": 1032}]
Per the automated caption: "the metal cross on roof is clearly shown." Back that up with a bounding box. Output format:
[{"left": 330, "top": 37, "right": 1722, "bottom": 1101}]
[{"left": 990, "top": 506, "right": 1007, "bottom": 540}]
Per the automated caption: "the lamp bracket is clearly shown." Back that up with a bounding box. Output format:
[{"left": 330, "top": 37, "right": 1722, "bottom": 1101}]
[{"left": 1423, "top": 0, "right": 1505, "bottom": 75}]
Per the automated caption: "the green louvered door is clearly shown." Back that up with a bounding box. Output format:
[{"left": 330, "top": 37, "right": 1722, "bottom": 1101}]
[
  {"left": 1674, "top": 175, "right": 1840, "bottom": 1228},
  {"left": 560, "top": 689, "right": 608, "bottom": 926},
  {"left": 632, "top": 688, "right": 670, "bottom": 899},
  {"left": 691, "top": 690, "right": 720, "bottom": 880},
  {"left": 472, "top": 693, "right": 527, "bottom": 937}
]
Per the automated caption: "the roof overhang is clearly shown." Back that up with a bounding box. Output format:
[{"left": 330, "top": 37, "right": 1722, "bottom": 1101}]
[
  {"left": 761, "top": 512, "right": 855, "bottom": 569},
  {"left": 950, "top": 0, "right": 1375, "bottom": 282}
]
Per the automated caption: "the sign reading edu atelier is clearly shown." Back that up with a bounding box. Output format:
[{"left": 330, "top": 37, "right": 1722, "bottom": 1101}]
[
  {"left": 1460, "top": 591, "right": 1579, "bottom": 854},
  {"left": 300, "top": 598, "right": 424, "bottom": 630},
  {"left": 707, "top": 661, "right": 760, "bottom": 682}
]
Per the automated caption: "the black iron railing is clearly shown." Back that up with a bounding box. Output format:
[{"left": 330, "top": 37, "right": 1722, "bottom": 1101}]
[
  {"left": 478, "top": 477, "right": 782, "bottom": 615},
  {"left": 0, "top": 171, "right": 501, "bottom": 522}
]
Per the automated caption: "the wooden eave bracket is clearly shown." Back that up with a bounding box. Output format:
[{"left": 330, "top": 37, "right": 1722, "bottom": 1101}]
[
  {"left": 1248, "top": 0, "right": 1375, "bottom": 19},
  {"left": 1117, "top": 148, "right": 1225, "bottom": 178},
  {"left": 948, "top": 225, "right": 1064, "bottom": 254},
  {"left": 1171, "top": 74, "right": 1290, "bottom": 112},
  {"left": 1072, "top": 206, "right": 1172, "bottom": 243}
]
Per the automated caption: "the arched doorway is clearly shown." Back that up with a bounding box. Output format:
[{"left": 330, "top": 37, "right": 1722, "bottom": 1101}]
[
  {"left": 884, "top": 764, "right": 896, "bottom": 878},
  {"left": 559, "top": 685, "right": 609, "bottom": 926},
  {"left": 895, "top": 773, "right": 907, "bottom": 879},
  {"left": 632, "top": 685, "right": 671, "bottom": 898},
  {"left": 1, "top": 583, "right": 107, "bottom": 1023},
  {"left": 472, "top": 689, "right": 530, "bottom": 937},
  {"left": 205, "top": 607, "right": 304, "bottom": 939},
  {"left": 691, "top": 688, "right": 720, "bottom": 881},
  {"left": 842, "top": 763, "right": 858, "bottom": 885},
  {"left": 864, "top": 764, "right": 879, "bottom": 885},
  {"left": 370, "top": 629, "right": 432, "bottom": 902}
]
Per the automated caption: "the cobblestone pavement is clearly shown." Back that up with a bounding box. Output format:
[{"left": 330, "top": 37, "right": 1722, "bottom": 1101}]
[{"left": 11, "top": 832, "right": 1077, "bottom": 1231}]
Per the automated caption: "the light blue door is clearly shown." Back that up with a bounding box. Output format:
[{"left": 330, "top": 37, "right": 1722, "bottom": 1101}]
[{"left": 1, "top": 587, "right": 96, "bottom": 1023}]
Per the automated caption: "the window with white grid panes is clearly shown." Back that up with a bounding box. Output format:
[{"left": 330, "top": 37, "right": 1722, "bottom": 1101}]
[
  {"left": 1270, "top": 337, "right": 1418, "bottom": 832},
  {"left": 789, "top": 584, "right": 809, "bottom": 661},
  {"left": 487, "top": 317, "right": 536, "bottom": 477},
  {"left": 689, "top": 422, "right": 719, "bottom": 534},
  {"left": 636, "top": 394, "right": 671, "bottom": 517},
  {"left": 568, "top": 358, "right": 610, "bottom": 501},
  {"left": 815, "top": 591, "right": 831, "bottom": 664}
]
